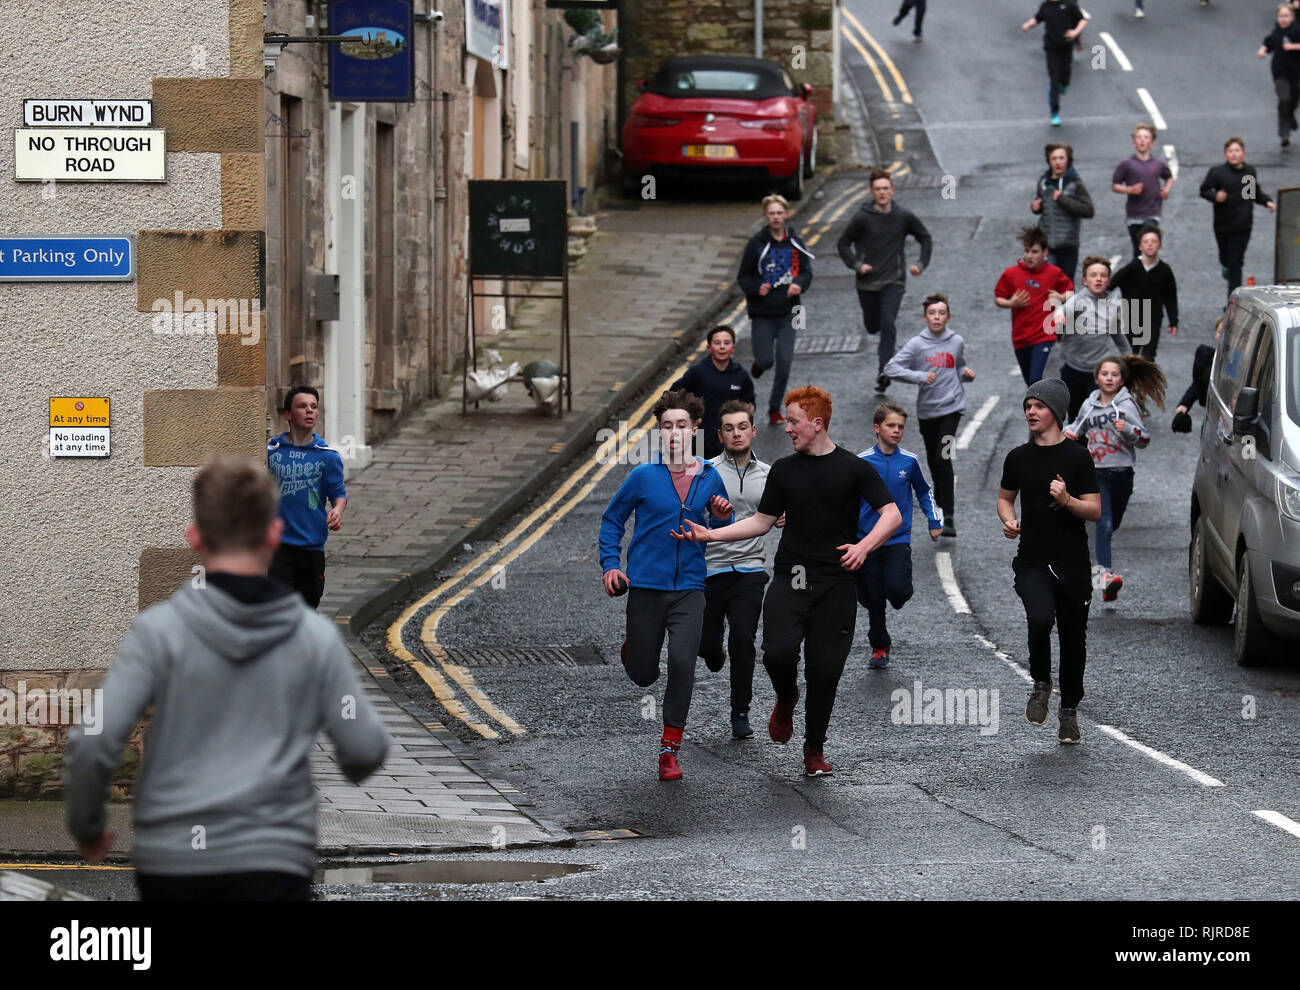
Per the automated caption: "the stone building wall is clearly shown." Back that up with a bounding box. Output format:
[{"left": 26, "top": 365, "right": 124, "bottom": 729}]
[
  {"left": 621, "top": 0, "right": 834, "bottom": 126},
  {"left": 0, "top": 0, "right": 267, "bottom": 796}
]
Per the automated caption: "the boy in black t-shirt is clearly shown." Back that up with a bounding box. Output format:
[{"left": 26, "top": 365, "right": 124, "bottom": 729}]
[
  {"left": 673, "top": 386, "right": 901, "bottom": 776},
  {"left": 996, "top": 378, "right": 1100, "bottom": 744},
  {"left": 1022, "top": 1, "right": 1087, "bottom": 127}
]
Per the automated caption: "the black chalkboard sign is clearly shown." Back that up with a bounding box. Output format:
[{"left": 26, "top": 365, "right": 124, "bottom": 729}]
[{"left": 468, "top": 180, "right": 567, "bottom": 278}]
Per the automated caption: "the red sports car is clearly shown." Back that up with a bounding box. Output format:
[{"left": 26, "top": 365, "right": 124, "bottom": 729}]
[{"left": 621, "top": 55, "right": 817, "bottom": 199}]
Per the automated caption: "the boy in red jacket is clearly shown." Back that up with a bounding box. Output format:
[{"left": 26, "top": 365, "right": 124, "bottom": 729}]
[{"left": 994, "top": 226, "right": 1074, "bottom": 386}]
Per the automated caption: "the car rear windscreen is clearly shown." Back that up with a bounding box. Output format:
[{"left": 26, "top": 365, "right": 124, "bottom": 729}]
[{"left": 650, "top": 67, "right": 787, "bottom": 99}]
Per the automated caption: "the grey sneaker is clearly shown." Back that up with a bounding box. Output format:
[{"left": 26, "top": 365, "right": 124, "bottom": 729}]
[
  {"left": 1026, "top": 680, "right": 1052, "bottom": 725},
  {"left": 1058, "top": 707, "right": 1081, "bottom": 744}
]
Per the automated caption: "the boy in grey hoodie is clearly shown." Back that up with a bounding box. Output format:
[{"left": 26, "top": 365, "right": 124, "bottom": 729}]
[
  {"left": 64, "top": 457, "right": 389, "bottom": 900},
  {"left": 1047, "top": 255, "right": 1127, "bottom": 421},
  {"left": 1064, "top": 356, "right": 1150, "bottom": 602},
  {"left": 883, "top": 293, "right": 976, "bottom": 536},
  {"left": 700, "top": 400, "right": 778, "bottom": 740}
]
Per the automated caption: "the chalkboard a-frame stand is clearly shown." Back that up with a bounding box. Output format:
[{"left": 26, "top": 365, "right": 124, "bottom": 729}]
[{"left": 464, "top": 180, "right": 572, "bottom": 416}]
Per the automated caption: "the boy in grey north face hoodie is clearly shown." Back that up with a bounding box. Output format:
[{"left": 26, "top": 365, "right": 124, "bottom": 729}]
[{"left": 64, "top": 457, "right": 389, "bottom": 901}]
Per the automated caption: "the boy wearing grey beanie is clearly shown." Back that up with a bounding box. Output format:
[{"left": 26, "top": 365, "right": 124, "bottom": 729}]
[{"left": 996, "top": 379, "right": 1101, "bottom": 744}]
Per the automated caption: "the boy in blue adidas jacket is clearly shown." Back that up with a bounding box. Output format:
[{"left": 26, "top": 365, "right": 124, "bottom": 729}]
[
  {"left": 856, "top": 402, "right": 941, "bottom": 668},
  {"left": 599, "top": 390, "right": 733, "bottom": 781}
]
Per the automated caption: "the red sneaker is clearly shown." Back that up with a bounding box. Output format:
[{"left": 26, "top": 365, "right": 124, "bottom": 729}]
[
  {"left": 768, "top": 690, "right": 799, "bottom": 744},
  {"left": 803, "top": 747, "right": 834, "bottom": 776},
  {"left": 768, "top": 409, "right": 786, "bottom": 426},
  {"left": 658, "top": 750, "right": 682, "bottom": 781},
  {"left": 1102, "top": 572, "right": 1123, "bottom": 602}
]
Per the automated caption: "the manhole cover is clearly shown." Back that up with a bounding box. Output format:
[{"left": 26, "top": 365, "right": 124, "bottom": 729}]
[
  {"left": 432, "top": 645, "right": 608, "bottom": 667},
  {"left": 793, "top": 334, "right": 862, "bottom": 355}
]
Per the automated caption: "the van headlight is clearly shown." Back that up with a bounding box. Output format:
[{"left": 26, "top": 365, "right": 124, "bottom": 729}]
[{"left": 1280, "top": 475, "right": 1300, "bottom": 521}]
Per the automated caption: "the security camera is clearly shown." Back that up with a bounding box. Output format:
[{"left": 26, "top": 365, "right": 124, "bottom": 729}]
[
  {"left": 416, "top": 9, "right": 444, "bottom": 22},
  {"left": 431, "top": 10, "right": 444, "bottom": 21}
]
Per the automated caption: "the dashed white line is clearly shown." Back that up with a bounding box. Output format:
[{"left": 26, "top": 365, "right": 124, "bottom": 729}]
[
  {"left": 1098, "top": 32, "right": 1133, "bottom": 72},
  {"left": 1095, "top": 724, "right": 1225, "bottom": 788},
  {"left": 1163, "top": 143, "right": 1179, "bottom": 180},
  {"left": 957, "top": 395, "right": 999, "bottom": 450},
  {"left": 973, "top": 633, "right": 1035, "bottom": 684},
  {"left": 1108, "top": 253, "right": 1124, "bottom": 272},
  {"left": 1136, "top": 87, "right": 1167, "bottom": 132},
  {"left": 934, "top": 551, "right": 971, "bottom": 614},
  {"left": 1253, "top": 810, "right": 1300, "bottom": 841}
]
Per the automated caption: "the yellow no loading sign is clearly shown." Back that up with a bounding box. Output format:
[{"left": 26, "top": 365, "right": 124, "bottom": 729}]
[{"left": 49, "top": 397, "right": 110, "bottom": 457}]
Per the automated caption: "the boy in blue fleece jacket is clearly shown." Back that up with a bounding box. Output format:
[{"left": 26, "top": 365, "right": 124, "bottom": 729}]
[
  {"left": 599, "top": 390, "right": 733, "bottom": 781},
  {"left": 856, "top": 403, "right": 942, "bottom": 668},
  {"left": 267, "top": 386, "right": 347, "bottom": 608}
]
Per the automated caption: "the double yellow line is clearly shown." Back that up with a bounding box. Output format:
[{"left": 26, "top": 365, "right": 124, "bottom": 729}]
[
  {"left": 385, "top": 182, "right": 871, "bottom": 739},
  {"left": 839, "top": 7, "right": 913, "bottom": 177}
]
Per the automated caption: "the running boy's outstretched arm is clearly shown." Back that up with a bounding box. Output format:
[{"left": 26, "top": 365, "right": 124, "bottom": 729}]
[
  {"left": 841, "top": 502, "right": 902, "bottom": 569},
  {"left": 1050, "top": 474, "right": 1102, "bottom": 521},
  {"left": 318, "top": 626, "right": 389, "bottom": 782},
  {"left": 65, "top": 622, "right": 160, "bottom": 859},
  {"left": 909, "top": 460, "right": 943, "bottom": 541},
  {"left": 1116, "top": 399, "right": 1150, "bottom": 450},
  {"left": 997, "top": 487, "right": 1021, "bottom": 539},
  {"left": 672, "top": 512, "right": 778, "bottom": 544},
  {"left": 956, "top": 337, "right": 975, "bottom": 381},
  {"left": 324, "top": 451, "right": 347, "bottom": 530},
  {"left": 737, "top": 237, "right": 764, "bottom": 295},
  {"left": 882, "top": 336, "right": 930, "bottom": 385},
  {"left": 836, "top": 214, "right": 866, "bottom": 271},
  {"left": 598, "top": 472, "right": 640, "bottom": 578}
]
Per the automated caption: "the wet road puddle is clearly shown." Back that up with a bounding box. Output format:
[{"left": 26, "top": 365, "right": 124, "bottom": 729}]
[{"left": 317, "top": 861, "right": 591, "bottom": 885}]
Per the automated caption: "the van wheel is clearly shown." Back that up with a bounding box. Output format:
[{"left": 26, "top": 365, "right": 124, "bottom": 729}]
[
  {"left": 1233, "top": 552, "right": 1277, "bottom": 667},
  {"left": 1189, "top": 518, "right": 1233, "bottom": 625},
  {"left": 781, "top": 150, "right": 805, "bottom": 200}
]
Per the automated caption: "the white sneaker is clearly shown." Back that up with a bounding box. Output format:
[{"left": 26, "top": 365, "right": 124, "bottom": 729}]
[{"left": 1134, "top": 7, "right": 1144, "bottom": 17}]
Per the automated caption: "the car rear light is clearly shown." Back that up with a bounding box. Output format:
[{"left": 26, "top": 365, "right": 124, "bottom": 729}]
[
  {"left": 738, "top": 118, "right": 789, "bottom": 131},
  {"left": 629, "top": 114, "right": 680, "bottom": 128}
]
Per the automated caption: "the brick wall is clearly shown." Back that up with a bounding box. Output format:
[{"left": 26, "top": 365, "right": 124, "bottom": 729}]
[{"left": 0, "top": 673, "right": 146, "bottom": 800}]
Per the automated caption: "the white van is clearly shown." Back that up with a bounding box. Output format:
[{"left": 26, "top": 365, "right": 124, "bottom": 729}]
[{"left": 1188, "top": 286, "right": 1300, "bottom": 665}]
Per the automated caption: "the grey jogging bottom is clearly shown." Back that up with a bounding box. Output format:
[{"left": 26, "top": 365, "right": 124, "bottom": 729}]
[{"left": 623, "top": 587, "right": 706, "bottom": 729}]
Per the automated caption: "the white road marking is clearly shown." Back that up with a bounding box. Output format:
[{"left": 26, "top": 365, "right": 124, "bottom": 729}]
[
  {"left": 1095, "top": 724, "right": 1225, "bottom": 788},
  {"left": 1163, "top": 143, "right": 1179, "bottom": 180},
  {"left": 973, "top": 634, "right": 1035, "bottom": 684},
  {"left": 1109, "top": 253, "right": 1123, "bottom": 272},
  {"left": 1010, "top": 366, "right": 1021, "bottom": 377},
  {"left": 1098, "top": 32, "right": 1133, "bottom": 72},
  {"left": 934, "top": 552, "right": 971, "bottom": 614},
  {"left": 956, "top": 395, "right": 999, "bottom": 450},
  {"left": 1136, "top": 87, "right": 1167, "bottom": 132},
  {"left": 1253, "top": 810, "right": 1300, "bottom": 841}
]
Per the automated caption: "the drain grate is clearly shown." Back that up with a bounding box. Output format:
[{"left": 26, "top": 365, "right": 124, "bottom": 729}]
[
  {"left": 793, "top": 333, "right": 862, "bottom": 355},
  {"left": 433, "top": 645, "right": 608, "bottom": 667}
]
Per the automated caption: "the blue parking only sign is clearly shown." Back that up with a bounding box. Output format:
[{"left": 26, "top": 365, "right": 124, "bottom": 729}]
[{"left": 0, "top": 234, "right": 134, "bottom": 281}]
